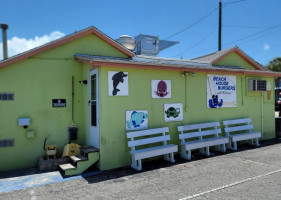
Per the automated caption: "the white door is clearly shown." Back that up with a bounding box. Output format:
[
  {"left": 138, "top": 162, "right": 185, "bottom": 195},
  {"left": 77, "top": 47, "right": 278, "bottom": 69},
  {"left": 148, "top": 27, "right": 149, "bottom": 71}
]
[{"left": 90, "top": 69, "right": 99, "bottom": 148}]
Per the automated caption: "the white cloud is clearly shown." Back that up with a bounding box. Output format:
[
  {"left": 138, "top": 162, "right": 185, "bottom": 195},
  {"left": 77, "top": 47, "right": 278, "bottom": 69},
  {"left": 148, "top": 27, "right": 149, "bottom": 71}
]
[
  {"left": 0, "top": 31, "right": 65, "bottom": 60},
  {"left": 263, "top": 43, "right": 270, "bottom": 51}
]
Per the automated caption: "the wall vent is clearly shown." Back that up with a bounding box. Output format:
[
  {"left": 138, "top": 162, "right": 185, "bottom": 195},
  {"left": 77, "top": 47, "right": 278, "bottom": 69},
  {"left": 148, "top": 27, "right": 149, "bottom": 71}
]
[
  {"left": 0, "top": 93, "right": 14, "bottom": 101},
  {"left": 0, "top": 139, "right": 14, "bottom": 147},
  {"left": 248, "top": 80, "right": 266, "bottom": 92}
]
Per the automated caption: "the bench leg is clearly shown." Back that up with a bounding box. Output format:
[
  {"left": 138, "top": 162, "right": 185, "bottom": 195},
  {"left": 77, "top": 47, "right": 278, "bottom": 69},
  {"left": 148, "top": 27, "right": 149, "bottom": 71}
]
[
  {"left": 164, "top": 153, "right": 175, "bottom": 163},
  {"left": 171, "top": 153, "right": 175, "bottom": 163},
  {"left": 205, "top": 147, "right": 210, "bottom": 156},
  {"left": 137, "top": 160, "right": 142, "bottom": 171},
  {"left": 131, "top": 157, "right": 142, "bottom": 171},
  {"left": 180, "top": 150, "right": 187, "bottom": 160},
  {"left": 227, "top": 142, "right": 232, "bottom": 150},
  {"left": 221, "top": 144, "right": 226, "bottom": 152},
  {"left": 233, "top": 141, "right": 237, "bottom": 151},
  {"left": 163, "top": 153, "right": 169, "bottom": 162},
  {"left": 187, "top": 150, "right": 191, "bottom": 160},
  {"left": 226, "top": 138, "right": 237, "bottom": 150},
  {"left": 181, "top": 149, "right": 191, "bottom": 160},
  {"left": 255, "top": 138, "right": 260, "bottom": 146}
]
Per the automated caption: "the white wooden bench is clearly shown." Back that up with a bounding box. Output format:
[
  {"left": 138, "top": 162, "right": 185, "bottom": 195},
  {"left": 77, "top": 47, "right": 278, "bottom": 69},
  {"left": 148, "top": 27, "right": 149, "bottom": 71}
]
[
  {"left": 223, "top": 118, "right": 261, "bottom": 150},
  {"left": 178, "top": 122, "right": 229, "bottom": 160},
  {"left": 126, "top": 127, "right": 178, "bottom": 171}
]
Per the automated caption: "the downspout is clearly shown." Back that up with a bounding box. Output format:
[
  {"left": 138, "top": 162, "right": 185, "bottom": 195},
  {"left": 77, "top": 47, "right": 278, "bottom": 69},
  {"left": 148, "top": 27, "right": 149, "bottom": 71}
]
[
  {"left": 184, "top": 72, "right": 188, "bottom": 112},
  {"left": 0, "top": 24, "right": 8, "bottom": 60},
  {"left": 261, "top": 92, "right": 264, "bottom": 140},
  {"left": 241, "top": 77, "right": 244, "bottom": 106}
]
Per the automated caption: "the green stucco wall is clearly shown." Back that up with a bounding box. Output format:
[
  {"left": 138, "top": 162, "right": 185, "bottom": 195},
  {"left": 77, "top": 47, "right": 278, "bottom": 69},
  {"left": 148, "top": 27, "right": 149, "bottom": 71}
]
[
  {"left": 214, "top": 52, "right": 257, "bottom": 70},
  {"left": 98, "top": 66, "right": 275, "bottom": 170},
  {"left": 0, "top": 31, "right": 275, "bottom": 173},
  {"left": 0, "top": 33, "right": 128, "bottom": 172}
]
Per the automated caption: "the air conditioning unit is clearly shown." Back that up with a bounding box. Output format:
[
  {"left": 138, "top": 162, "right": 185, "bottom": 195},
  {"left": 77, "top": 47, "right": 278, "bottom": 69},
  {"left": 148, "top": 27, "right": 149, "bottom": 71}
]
[{"left": 248, "top": 80, "right": 266, "bottom": 91}]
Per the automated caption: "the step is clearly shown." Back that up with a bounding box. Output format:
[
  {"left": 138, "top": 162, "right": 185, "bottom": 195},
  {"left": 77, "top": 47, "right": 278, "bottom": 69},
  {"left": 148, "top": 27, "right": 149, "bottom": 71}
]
[
  {"left": 59, "top": 163, "right": 76, "bottom": 171},
  {"left": 80, "top": 146, "right": 99, "bottom": 155},
  {"left": 63, "top": 152, "right": 100, "bottom": 177},
  {"left": 70, "top": 155, "right": 88, "bottom": 163}
]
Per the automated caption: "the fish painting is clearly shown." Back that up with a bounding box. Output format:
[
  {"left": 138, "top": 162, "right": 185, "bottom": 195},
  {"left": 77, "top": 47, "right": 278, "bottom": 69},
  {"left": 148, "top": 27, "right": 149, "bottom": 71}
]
[
  {"left": 112, "top": 71, "right": 127, "bottom": 96},
  {"left": 126, "top": 111, "right": 148, "bottom": 129}
]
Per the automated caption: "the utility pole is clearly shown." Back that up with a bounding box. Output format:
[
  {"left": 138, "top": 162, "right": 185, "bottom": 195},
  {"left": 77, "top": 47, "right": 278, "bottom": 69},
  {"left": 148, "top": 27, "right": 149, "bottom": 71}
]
[{"left": 218, "top": 0, "right": 222, "bottom": 51}]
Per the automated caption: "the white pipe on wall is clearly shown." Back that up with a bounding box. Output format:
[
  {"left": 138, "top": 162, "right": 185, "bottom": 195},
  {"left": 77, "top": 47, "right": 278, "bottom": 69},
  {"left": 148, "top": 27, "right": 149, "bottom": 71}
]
[{"left": 261, "top": 92, "right": 264, "bottom": 139}]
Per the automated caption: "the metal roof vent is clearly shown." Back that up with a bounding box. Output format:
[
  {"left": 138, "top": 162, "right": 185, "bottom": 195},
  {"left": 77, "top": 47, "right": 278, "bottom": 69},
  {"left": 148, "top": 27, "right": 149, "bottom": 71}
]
[
  {"left": 134, "top": 34, "right": 178, "bottom": 56},
  {"left": 1, "top": 23, "right": 8, "bottom": 60},
  {"left": 115, "top": 35, "right": 136, "bottom": 51}
]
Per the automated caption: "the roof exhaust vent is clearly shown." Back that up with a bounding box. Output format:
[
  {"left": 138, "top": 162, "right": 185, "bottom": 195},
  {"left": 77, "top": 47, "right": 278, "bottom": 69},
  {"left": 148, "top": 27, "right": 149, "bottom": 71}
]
[
  {"left": 115, "top": 35, "right": 136, "bottom": 51},
  {"left": 1, "top": 23, "right": 8, "bottom": 60},
  {"left": 134, "top": 34, "right": 178, "bottom": 56}
]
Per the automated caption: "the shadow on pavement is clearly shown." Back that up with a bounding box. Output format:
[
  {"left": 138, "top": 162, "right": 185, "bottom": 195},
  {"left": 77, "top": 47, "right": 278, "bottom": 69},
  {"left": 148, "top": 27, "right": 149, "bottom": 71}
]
[{"left": 83, "top": 138, "right": 281, "bottom": 185}]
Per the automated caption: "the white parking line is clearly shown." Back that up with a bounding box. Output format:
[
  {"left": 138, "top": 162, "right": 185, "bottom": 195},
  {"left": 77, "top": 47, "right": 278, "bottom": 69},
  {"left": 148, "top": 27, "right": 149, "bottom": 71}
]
[
  {"left": 179, "top": 168, "right": 281, "bottom": 200},
  {"left": 29, "top": 190, "right": 37, "bottom": 200}
]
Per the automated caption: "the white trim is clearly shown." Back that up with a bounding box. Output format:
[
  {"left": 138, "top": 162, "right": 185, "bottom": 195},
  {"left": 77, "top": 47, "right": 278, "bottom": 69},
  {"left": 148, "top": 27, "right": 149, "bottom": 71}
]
[{"left": 90, "top": 68, "right": 100, "bottom": 149}]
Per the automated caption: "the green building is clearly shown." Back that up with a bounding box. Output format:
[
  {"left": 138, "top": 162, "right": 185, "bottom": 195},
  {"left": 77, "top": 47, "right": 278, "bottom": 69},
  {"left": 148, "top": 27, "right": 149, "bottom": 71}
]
[{"left": 0, "top": 27, "right": 280, "bottom": 172}]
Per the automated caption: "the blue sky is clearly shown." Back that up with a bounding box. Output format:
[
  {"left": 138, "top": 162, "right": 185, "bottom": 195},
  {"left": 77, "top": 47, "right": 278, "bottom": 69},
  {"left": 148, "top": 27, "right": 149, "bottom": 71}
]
[{"left": 1, "top": 0, "right": 281, "bottom": 65}]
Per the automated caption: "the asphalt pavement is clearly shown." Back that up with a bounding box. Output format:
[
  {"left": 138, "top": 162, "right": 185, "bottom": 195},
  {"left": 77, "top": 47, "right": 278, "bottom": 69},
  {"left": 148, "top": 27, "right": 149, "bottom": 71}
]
[{"left": 1, "top": 139, "right": 281, "bottom": 200}]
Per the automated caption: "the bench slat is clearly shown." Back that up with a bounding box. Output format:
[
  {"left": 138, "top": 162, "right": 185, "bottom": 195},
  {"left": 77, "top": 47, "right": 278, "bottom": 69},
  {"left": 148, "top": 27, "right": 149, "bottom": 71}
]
[
  {"left": 223, "top": 118, "right": 251, "bottom": 126},
  {"left": 179, "top": 129, "right": 221, "bottom": 139},
  {"left": 128, "top": 135, "right": 170, "bottom": 147},
  {"left": 182, "top": 137, "right": 229, "bottom": 150},
  {"left": 178, "top": 122, "right": 220, "bottom": 132},
  {"left": 230, "top": 132, "right": 261, "bottom": 142},
  {"left": 225, "top": 124, "right": 253, "bottom": 133},
  {"left": 127, "top": 127, "right": 169, "bottom": 139},
  {"left": 131, "top": 144, "right": 178, "bottom": 160}
]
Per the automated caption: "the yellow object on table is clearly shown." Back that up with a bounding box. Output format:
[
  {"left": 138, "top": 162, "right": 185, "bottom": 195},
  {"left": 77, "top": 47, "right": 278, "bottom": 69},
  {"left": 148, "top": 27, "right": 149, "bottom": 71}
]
[{"left": 62, "top": 143, "right": 81, "bottom": 157}]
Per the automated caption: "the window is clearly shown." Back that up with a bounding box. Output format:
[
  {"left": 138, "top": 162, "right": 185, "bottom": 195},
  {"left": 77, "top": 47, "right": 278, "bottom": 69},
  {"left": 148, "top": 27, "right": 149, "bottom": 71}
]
[
  {"left": 0, "top": 93, "right": 14, "bottom": 101},
  {"left": 91, "top": 74, "right": 97, "bottom": 126},
  {"left": 0, "top": 139, "right": 14, "bottom": 147}
]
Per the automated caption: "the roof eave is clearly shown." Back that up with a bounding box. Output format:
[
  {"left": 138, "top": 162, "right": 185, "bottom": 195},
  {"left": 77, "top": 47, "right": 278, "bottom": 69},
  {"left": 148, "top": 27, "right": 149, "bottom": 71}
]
[
  {"left": 75, "top": 57, "right": 281, "bottom": 78},
  {"left": 0, "top": 27, "right": 134, "bottom": 69},
  {"left": 212, "top": 46, "right": 266, "bottom": 71}
]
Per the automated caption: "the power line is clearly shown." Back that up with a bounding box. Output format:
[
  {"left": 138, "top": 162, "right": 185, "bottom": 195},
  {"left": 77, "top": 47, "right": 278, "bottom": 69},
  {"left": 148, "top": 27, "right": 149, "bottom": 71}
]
[
  {"left": 226, "top": 27, "right": 281, "bottom": 46},
  {"left": 164, "top": 0, "right": 246, "bottom": 41},
  {"left": 223, "top": 24, "right": 281, "bottom": 46},
  {"left": 223, "top": 25, "right": 272, "bottom": 29},
  {"left": 164, "top": 7, "right": 218, "bottom": 40},
  {"left": 181, "top": 25, "right": 281, "bottom": 59},
  {"left": 164, "top": 0, "right": 248, "bottom": 55},
  {"left": 173, "top": 29, "right": 216, "bottom": 58},
  {"left": 224, "top": 0, "right": 246, "bottom": 6}
]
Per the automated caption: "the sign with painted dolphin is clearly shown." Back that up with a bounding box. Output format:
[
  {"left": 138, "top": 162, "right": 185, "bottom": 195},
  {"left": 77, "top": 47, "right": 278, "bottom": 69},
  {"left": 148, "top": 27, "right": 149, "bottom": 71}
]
[{"left": 108, "top": 71, "right": 129, "bottom": 96}]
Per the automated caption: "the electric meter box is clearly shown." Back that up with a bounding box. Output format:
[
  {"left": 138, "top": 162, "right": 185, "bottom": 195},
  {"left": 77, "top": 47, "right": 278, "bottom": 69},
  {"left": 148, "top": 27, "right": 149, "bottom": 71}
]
[{"left": 18, "top": 118, "right": 31, "bottom": 126}]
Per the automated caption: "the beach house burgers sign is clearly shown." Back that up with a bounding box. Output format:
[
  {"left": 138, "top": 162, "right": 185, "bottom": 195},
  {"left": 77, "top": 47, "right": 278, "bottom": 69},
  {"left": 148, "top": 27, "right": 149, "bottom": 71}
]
[{"left": 207, "top": 74, "right": 237, "bottom": 108}]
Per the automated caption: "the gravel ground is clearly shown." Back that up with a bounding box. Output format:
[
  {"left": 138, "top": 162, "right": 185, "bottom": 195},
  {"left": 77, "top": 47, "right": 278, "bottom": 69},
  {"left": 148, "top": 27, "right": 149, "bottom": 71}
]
[{"left": 1, "top": 139, "right": 281, "bottom": 200}]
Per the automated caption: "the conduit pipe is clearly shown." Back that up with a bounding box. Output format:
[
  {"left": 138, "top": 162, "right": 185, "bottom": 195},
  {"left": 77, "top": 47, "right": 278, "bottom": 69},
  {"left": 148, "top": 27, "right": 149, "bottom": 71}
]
[{"left": 261, "top": 92, "right": 264, "bottom": 139}]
